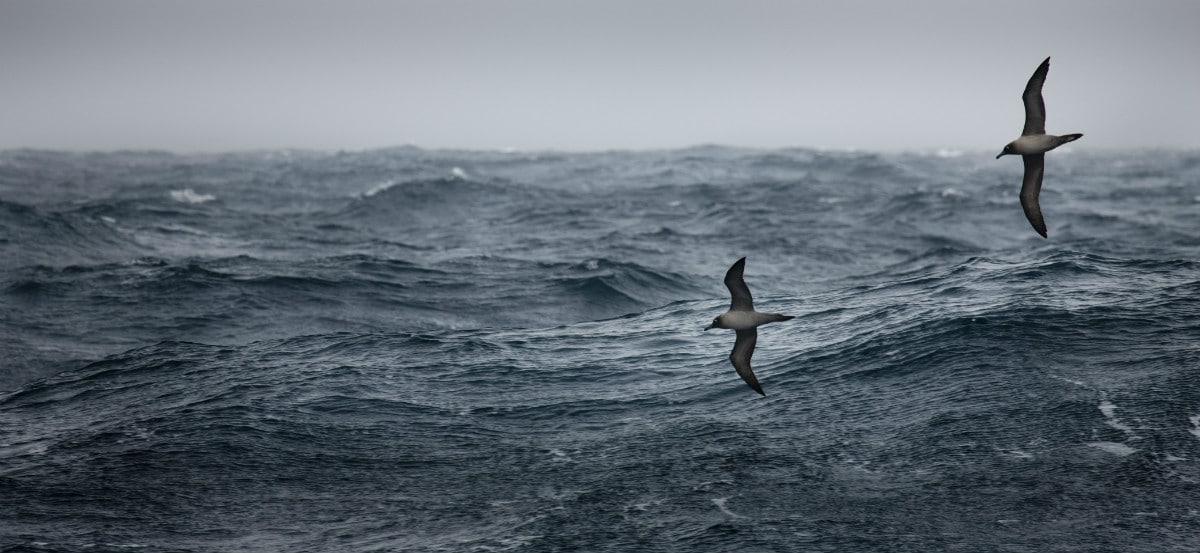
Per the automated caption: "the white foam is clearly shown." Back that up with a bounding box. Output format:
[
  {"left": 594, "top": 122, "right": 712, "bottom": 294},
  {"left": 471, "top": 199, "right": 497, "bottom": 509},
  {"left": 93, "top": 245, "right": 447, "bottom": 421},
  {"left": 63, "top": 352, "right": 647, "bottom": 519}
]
[
  {"left": 711, "top": 497, "right": 745, "bottom": 518},
  {"left": 1099, "top": 399, "right": 1137, "bottom": 437},
  {"left": 940, "top": 187, "right": 965, "bottom": 197},
  {"left": 1001, "top": 449, "right": 1034, "bottom": 460},
  {"left": 935, "top": 148, "right": 963, "bottom": 158},
  {"left": 1088, "top": 442, "right": 1138, "bottom": 457},
  {"left": 168, "top": 188, "right": 215, "bottom": 204},
  {"left": 450, "top": 167, "right": 469, "bottom": 180},
  {"left": 362, "top": 180, "right": 397, "bottom": 198},
  {"left": 100, "top": 216, "right": 117, "bottom": 224},
  {"left": 1049, "top": 374, "right": 1089, "bottom": 388}
]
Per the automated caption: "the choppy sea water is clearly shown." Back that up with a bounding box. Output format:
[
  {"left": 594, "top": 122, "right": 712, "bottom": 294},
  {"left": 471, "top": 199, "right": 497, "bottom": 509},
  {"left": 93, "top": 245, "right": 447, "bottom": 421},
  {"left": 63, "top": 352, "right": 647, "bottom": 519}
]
[{"left": 2, "top": 146, "right": 1199, "bottom": 552}]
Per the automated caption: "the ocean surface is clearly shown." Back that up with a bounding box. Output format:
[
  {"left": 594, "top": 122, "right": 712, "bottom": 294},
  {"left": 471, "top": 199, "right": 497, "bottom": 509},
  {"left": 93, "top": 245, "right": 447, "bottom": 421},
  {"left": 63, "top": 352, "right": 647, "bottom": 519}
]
[{"left": 2, "top": 146, "right": 1199, "bottom": 552}]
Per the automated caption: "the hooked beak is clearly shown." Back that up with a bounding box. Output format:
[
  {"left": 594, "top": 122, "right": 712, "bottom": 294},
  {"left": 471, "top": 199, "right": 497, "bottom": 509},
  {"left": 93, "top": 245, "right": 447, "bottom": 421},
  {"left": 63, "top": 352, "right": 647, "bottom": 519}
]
[
  {"left": 995, "top": 151, "right": 1006, "bottom": 159},
  {"left": 704, "top": 324, "right": 713, "bottom": 331}
]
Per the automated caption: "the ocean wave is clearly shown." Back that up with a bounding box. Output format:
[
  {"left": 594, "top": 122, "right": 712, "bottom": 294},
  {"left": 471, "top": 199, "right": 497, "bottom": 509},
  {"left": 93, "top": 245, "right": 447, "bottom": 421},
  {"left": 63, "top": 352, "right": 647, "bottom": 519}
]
[
  {"left": 0, "top": 199, "right": 145, "bottom": 266},
  {"left": 168, "top": 188, "right": 217, "bottom": 204},
  {"left": 5, "top": 147, "right": 1200, "bottom": 552}
]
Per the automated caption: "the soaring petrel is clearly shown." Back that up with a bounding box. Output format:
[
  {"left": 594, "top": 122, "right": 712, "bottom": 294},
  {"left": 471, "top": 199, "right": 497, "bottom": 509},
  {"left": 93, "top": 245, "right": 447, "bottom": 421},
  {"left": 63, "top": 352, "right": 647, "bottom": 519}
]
[
  {"left": 705, "top": 257, "right": 793, "bottom": 396},
  {"left": 996, "top": 56, "right": 1083, "bottom": 238}
]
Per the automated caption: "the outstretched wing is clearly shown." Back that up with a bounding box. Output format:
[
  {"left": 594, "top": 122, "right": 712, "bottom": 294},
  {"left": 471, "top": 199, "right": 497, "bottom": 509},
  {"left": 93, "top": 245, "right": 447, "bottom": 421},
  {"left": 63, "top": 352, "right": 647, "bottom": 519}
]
[
  {"left": 730, "top": 328, "right": 764, "bottom": 396},
  {"left": 1020, "top": 154, "right": 1048, "bottom": 238},
  {"left": 723, "top": 257, "right": 754, "bottom": 312},
  {"left": 1022, "top": 57, "right": 1050, "bottom": 136}
]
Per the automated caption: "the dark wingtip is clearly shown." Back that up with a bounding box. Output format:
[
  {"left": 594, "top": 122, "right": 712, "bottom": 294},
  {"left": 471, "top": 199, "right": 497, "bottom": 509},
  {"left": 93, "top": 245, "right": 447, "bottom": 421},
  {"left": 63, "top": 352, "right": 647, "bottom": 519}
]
[
  {"left": 1031, "top": 222, "right": 1048, "bottom": 238},
  {"left": 752, "top": 385, "right": 766, "bottom": 396}
]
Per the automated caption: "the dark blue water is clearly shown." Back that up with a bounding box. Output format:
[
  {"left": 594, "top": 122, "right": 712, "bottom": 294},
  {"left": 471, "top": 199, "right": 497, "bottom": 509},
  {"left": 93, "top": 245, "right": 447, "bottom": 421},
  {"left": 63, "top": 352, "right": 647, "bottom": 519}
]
[{"left": 2, "top": 146, "right": 1199, "bottom": 552}]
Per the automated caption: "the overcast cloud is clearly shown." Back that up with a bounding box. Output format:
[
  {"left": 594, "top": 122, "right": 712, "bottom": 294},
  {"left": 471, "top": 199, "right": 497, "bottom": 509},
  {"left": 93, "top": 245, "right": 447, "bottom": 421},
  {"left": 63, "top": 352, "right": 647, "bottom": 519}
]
[{"left": 1, "top": 0, "right": 1197, "bottom": 152}]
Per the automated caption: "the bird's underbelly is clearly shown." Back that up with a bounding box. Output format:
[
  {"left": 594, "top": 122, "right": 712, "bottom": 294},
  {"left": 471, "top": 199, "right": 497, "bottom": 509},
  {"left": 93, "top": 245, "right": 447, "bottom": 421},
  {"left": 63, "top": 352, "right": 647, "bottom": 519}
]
[
  {"left": 1011, "top": 135, "right": 1060, "bottom": 155},
  {"left": 722, "top": 311, "right": 766, "bottom": 330}
]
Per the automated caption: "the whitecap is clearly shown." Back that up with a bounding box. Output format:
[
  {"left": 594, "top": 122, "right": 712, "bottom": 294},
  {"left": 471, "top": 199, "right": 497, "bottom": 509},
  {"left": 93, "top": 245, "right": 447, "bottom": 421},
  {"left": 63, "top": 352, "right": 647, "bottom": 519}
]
[
  {"left": 935, "top": 148, "right": 963, "bottom": 158},
  {"left": 168, "top": 188, "right": 215, "bottom": 204},
  {"left": 451, "top": 167, "right": 469, "bottom": 180},
  {"left": 1189, "top": 414, "right": 1200, "bottom": 440},
  {"left": 362, "top": 180, "right": 397, "bottom": 198}
]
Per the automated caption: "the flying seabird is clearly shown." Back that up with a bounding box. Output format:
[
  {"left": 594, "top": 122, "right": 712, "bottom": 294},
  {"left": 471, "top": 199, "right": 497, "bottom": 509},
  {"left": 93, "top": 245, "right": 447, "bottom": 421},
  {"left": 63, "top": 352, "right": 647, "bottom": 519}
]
[
  {"left": 996, "top": 56, "right": 1083, "bottom": 238},
  {"left": 704, "top": 257, "right": 794, "bottom": 396}
]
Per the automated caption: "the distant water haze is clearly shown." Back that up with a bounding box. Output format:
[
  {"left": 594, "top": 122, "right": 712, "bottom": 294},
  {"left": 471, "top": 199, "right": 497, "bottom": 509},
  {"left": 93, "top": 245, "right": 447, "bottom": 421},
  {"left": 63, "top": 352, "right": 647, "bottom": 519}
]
[{"left": 1, "top": 0, "right": 1198, "bottom": 153}]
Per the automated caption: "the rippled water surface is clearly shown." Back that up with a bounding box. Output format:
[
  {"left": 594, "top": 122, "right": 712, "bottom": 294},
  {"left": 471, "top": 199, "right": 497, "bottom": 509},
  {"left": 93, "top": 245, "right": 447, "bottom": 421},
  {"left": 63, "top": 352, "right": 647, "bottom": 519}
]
[{"left": 2, "top": 147, "right": 1199, "bottom": 552}]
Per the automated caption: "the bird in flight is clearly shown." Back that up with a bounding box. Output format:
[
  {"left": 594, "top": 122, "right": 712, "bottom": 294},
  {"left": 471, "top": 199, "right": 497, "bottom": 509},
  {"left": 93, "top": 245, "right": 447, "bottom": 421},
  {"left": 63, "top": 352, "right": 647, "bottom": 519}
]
[
  {"left": 705, "top": 257, "right": 794, "bottom": 396},
  {"left": 996, "top": 56, "right": 1084, "bottom": 238}
]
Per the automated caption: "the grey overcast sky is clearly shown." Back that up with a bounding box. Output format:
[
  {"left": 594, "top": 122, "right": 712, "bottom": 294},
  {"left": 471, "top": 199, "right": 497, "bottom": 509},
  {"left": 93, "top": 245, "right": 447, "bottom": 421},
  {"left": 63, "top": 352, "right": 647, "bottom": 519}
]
[{"left": 1, "top": 0, "right": 1197, "bottom": 153}]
